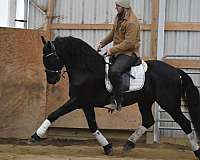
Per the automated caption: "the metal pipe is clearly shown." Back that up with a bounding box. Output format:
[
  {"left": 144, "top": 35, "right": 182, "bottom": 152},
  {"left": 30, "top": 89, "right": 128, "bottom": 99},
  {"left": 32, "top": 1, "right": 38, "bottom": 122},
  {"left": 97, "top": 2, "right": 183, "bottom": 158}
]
[
  {"left": 26, "top": 0, "right": 30, "bottom": 29},
  {"left": 163, "top": 55, "right": 200, "bottom": 58},
  {"left": 154, "top": 0, "right": 166, "bottom": 143},
  {"left": 30, "top": 0, "right": 46, "bottom": 15}
]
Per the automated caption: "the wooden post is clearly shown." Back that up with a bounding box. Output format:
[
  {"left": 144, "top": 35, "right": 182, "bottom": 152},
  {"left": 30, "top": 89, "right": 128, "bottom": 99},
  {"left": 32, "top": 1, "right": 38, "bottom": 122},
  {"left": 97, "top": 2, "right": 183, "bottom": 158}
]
[
  {"left": 45, "top": 0, "right": 55, "bottom": 39},
  {"left": 147, "top": 0, "right": 160, "bottom": 144},
  {"left": 150, "top": 0, "right": 159, "bottom": 59}
]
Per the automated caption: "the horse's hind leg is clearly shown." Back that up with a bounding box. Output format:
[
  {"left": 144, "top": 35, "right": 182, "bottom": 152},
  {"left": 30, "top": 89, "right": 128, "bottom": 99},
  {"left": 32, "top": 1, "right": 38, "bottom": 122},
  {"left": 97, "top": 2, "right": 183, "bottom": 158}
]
[
  {"left": 83, "top": 106, "right": 113, "bottom": 156},
  {"left": 167, "top": 109, "right": 200, "bottom": 159},
  {"left": 123, "top": 101, "right": 154, "bottom": 152},
  {"left": 29, "top": 97, "right": 79, "bottom": 143}
]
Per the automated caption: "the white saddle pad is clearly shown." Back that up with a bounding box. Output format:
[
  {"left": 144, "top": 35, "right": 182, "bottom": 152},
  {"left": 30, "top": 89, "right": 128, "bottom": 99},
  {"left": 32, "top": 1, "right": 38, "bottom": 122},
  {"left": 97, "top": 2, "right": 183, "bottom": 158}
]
[{"left": 105, "top": 56, "right": 147, "bottom": 93}]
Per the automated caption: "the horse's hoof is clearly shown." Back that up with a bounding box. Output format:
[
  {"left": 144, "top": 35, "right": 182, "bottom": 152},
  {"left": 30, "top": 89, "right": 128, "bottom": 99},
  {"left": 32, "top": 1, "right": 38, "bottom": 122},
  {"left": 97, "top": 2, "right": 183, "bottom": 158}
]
[
  {"left": 123, "top": 140, "right": 135, "bottom": 152},
  {"left": 103, "top": 143, "right": 113, "bottom": 156},
  {"left": 194, "top": 148, "right": 200, "bottom": 159},
  {"left": 27, "top": 133, "right": 41, "bottom": 144}
]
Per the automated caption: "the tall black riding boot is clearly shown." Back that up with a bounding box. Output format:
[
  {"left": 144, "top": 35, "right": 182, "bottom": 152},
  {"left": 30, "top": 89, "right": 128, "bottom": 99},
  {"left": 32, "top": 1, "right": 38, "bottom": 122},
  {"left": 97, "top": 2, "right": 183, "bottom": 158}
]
[
  {"left": 106, "top": 54, "right": 136, "bottom": 111},
  {"left": 113, "top": 84, "right": 123, "bottom": 111}
]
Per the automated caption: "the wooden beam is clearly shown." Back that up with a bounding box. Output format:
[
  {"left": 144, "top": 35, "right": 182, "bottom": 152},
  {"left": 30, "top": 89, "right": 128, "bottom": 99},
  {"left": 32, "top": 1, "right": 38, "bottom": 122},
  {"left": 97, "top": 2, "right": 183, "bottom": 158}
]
[
  {"left": 165, "top": 22, "right": 200, "bottom": 31},
  {"left": 150, "top": 0, "right": 159, "bottom": 58},
  {"left": 47, "top": 22, "right": 200, "bottom": 32},
  {"left": 150, "top": 0, "right": 159, "bottom": 143},
  {"left": 47, "top": 23, "right": 151, "bottom": 31},
  {"left": 45, "top": 0, "right": 55, "bottom": 38},
  {"left": 48, "top": 23, "right": 113, "bottom": 30},
  {"left": 164, "top": 59, "right": 200, "bottom": 69}
]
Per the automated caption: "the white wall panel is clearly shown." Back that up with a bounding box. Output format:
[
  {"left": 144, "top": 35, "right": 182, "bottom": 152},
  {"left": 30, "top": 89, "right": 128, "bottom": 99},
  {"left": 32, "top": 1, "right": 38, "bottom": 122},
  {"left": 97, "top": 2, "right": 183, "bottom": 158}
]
[{"left": 166, "top": 0, "right": 200, "bottom": 22}]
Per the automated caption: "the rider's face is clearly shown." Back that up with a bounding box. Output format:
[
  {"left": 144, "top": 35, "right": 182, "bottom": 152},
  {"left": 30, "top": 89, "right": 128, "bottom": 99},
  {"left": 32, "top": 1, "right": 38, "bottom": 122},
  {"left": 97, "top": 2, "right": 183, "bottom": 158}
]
[{"left": 115, "top": 4, "right": 124, "bottom": 14}]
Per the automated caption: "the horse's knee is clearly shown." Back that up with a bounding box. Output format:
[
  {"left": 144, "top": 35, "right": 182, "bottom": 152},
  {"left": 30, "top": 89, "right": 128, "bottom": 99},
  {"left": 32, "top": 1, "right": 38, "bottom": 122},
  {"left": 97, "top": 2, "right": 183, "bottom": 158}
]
[
  {"left": 142, "top": 120, "right": 154, "bottom": 129},
  {"left": 139, "top": 102, "right": 155, "bottom": 129},
  {"left": 141, "top": 112, "right": 155, "bottom": 129}
]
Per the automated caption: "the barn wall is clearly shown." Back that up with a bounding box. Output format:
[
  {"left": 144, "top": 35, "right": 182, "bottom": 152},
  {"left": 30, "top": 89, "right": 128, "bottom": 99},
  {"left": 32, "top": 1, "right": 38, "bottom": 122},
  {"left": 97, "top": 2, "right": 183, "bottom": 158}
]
[
  {"left": 28, "top": 0, "right": 47, "bottom": 29},
  {"left": 0, "top": 27, "right": 49, "bottom": 138},
  {"left": 28, "top": 0, "right": 152, "bottom": 57},
  {"left": 164, "top": 0, "right": 200, "bottom": 57},
  {"left": 27, "top": 0, "right": 200, "bottom": 57}
]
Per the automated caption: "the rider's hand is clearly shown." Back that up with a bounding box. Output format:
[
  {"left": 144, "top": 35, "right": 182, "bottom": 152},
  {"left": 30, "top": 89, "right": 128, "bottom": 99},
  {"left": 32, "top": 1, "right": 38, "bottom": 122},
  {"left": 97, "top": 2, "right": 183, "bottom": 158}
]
[
  {"left": 96, "top": 42, "right": 102, "bottom": 52},
  {"left": 107, "top": 48, "right": 112, "bottom": 55}
]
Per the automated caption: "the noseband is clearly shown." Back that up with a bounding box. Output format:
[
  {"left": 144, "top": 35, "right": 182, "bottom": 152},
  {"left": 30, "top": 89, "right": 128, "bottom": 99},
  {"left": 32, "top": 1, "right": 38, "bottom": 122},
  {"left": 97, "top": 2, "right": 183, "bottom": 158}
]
[{"left": 44, "top": 53, "right": 62, "bottom": 73}]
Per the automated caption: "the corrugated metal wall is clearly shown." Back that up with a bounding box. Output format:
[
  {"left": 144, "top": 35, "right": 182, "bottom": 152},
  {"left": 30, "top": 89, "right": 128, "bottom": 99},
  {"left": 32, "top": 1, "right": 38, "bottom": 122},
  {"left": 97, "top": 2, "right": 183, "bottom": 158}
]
[
  {"left": 53, "top": 0, "right": 152, "bottom": 57},
  {"left": 28, "top": 0, "right": 152, "bottom": 57},
  {"left": 165, "top": 0, "right": 200, "bottom": 57},
  {"left": 28, "top": 0, "right": 47, "bottom": 29}
]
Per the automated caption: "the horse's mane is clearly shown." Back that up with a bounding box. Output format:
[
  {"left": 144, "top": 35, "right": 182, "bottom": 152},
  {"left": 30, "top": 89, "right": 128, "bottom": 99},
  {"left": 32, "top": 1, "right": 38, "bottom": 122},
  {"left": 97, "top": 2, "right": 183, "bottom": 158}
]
[{"left": 53, "top": 36, "right": 105, "bottom": 77}]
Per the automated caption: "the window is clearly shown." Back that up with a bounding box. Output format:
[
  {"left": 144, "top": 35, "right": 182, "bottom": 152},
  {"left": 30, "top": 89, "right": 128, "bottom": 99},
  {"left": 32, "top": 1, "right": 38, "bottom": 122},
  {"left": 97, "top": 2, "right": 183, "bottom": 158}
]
[
  {"left": 0, "top": 0, "right": 26, "bottom": 28},
  {"left": 0, "top": 0, "right": 9, "bottom": 27},
  {"left": 16, "top": 0, "right": 25, "bottom": 28}
]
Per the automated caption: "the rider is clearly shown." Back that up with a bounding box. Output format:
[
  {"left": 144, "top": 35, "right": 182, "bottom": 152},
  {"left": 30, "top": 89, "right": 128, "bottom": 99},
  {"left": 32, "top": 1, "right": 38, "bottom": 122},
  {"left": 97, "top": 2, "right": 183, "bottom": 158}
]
[{"left": 97, "top": 0, "right": 140, "bottom": 110}]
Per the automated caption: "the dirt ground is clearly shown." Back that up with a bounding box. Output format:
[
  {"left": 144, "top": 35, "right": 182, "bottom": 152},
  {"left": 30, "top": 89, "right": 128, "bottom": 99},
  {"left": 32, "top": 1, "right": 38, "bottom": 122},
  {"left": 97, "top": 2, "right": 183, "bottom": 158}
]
[{"left": 0, "top": 138, "right": 197, "bottom": 160}]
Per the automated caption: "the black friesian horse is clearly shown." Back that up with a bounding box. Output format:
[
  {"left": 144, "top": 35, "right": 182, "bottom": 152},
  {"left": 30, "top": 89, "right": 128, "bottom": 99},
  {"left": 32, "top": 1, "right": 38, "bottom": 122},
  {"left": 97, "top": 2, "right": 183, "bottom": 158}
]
[{"left": 30, "top": 36, "right": 200, "bottom": 159}]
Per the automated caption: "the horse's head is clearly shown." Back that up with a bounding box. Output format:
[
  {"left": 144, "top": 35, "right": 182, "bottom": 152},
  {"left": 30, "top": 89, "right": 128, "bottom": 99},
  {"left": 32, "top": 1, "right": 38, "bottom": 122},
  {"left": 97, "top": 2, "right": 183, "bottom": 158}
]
[{"left": 41, "top": 36, "right": 63, "bottom": 84}]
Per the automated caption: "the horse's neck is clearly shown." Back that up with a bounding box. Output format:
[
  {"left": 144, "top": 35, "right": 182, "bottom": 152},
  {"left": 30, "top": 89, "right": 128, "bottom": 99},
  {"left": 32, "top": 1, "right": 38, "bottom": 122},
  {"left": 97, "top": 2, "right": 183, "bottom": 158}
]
[{"left": 54, "top": 37, "right": 105, "bottom": 84}]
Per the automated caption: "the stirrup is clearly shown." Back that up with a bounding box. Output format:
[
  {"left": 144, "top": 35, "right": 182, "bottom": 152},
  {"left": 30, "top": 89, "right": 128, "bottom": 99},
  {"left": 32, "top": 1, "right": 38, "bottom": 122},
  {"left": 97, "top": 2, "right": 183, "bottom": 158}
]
[
  {"left": 104, "top": 99, "right": 117, "bottom": 110},
  {"left": 117, "top": 103, "right": 122, "bottom": 111},
  {"left": 105, "top": 104, "right": 117, "bottom": 110}
]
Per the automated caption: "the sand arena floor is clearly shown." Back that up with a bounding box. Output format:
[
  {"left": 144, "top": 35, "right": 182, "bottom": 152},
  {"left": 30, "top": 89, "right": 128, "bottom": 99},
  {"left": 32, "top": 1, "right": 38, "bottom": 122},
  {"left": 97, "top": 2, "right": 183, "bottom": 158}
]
[{"left": 0, "top": 138, "right": 197, "bottom": 160}]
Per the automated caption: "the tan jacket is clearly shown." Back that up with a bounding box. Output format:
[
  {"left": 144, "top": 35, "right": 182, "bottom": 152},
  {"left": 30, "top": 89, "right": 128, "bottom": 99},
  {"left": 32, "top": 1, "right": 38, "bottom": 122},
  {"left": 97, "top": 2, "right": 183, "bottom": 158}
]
[{"left": 101, "top": 8, "right": 140, "bottom": 56}]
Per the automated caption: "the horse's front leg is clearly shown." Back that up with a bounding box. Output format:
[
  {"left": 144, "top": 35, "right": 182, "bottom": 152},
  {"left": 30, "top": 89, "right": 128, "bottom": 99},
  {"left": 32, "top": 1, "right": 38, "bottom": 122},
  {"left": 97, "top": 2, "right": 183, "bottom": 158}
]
[
  {"left": 30, "top": 97, "right": 79, "bottom": 142},
  {"left": 83, "top": 106, "right": 113, "bottom": 156}
]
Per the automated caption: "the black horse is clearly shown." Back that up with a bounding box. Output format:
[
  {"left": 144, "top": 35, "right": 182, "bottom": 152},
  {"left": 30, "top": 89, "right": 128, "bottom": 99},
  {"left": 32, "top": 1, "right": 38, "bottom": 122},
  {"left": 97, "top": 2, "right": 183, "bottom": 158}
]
[{"left": 30, "top": 36, "right": 200, "bottom": 159}]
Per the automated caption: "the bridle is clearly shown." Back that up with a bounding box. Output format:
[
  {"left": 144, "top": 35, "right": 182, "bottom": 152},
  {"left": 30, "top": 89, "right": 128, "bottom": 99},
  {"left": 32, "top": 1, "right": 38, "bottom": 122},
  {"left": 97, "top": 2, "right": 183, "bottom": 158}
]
[
  {"left": 44, "top": 53, "right": 62, "bottom": 74},
  {"left": 43, "top": 42, "right": 64, "bottom": 76}
]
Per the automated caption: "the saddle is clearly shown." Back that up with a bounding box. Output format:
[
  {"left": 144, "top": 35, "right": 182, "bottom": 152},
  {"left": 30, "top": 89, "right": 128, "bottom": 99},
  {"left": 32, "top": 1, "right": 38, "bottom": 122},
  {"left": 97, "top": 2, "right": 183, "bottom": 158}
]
[{"left": 105, "top": 56, "right": 147, "bottom": 93}]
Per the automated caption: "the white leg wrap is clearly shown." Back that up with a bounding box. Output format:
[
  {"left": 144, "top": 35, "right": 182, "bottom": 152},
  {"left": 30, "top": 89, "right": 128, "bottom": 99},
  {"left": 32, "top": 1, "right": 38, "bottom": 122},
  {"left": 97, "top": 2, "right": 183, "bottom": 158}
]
[
  {"left": 93, "top": 130, "right": 109, "bottom": 147},
  {"left": 36, "top": 119, "right": 51, "bottom": 138},
  {"left": 187, "top": 132, "right": 200, "bottom": 151},
  {"left": 128, "top": 126, "right": 147, "bottom": 143}
]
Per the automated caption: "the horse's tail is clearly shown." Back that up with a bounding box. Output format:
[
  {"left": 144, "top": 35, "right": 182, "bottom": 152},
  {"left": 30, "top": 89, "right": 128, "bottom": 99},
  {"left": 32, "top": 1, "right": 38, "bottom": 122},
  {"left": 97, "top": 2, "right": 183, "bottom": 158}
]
[{"left": 177, "top": 69, "right": 200, "bottom": 138}]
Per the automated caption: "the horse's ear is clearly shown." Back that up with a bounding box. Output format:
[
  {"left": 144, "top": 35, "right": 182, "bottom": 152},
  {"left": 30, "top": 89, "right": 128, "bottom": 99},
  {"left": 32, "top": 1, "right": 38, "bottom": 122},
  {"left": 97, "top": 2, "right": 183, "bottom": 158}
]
[{"left": 41, "top": 36, "right": 46, "bottom": 44}]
